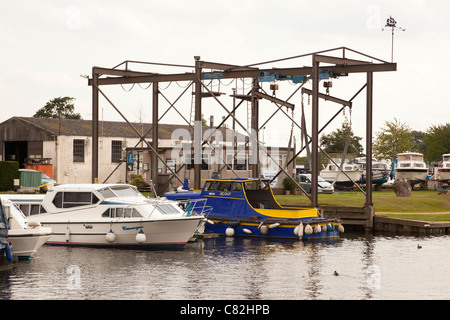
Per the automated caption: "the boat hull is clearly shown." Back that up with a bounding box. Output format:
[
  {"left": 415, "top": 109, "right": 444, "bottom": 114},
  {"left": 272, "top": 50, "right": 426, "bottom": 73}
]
[
  {"left": 394, "top": 169, "right": 428, "bottom": 186},
  {"left": 38, "top": 217, "right": 205, "bottom": 250},
  {"left": 8, "top": 228, "right": 52, "bottom": 260},
  {"left": 437, "top": 168, "right": 450, "bottom": 182},
  {"left": 320, "top": 171, "right": 364, "bottom": 187}
]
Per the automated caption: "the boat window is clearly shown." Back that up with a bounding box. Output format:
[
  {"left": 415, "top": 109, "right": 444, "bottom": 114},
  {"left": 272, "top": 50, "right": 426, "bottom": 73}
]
[
  {"left": 217, "top": 182, "right": 231, "bottom": 192},
  {"left": 99, "top": 188, "right": 116, "bottom": 198},
  {"left": 111, "top": 187, "right": 141, "bottom": 198},
  {"left": 30, "top": 205, "right": 40, "bottom": 215},
  {"left": 204, "top": 181, "right": 216, "bottom": 191},
  {"left": 261, "top": 180, "right": 270, "bottom": 190},
  {"left": 155, "top": 204, "right": 180, "bottom": 214},
  {"left": 244, "top": 181, "right": 257, "bottom": 190},
  {"left": 400, "top": 163, "right": 411, "bottom": 167},
  {"left": 53, "top": 192, "right": 100, "bottom": 208},
  {"left": 102, "top": 207, "right": 143, "bottom": 218},
  {"left": 232, "top": 182, "right": 242, "bottom": 192},
  {"left": 19, "top": 204, "right": 30, "bottom": 216},
  {"left": 244, "top": 180, "right": 270, "bottom": 191}
]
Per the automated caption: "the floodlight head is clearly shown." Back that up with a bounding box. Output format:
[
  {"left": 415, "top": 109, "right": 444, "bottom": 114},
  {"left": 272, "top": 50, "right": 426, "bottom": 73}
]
[{"left": 385, "top": 16, "right": 397, "bottom": 27}]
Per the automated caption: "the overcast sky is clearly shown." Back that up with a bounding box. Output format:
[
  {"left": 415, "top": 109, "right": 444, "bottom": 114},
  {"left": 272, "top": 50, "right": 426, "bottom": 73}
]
[{"left": 1, "top": 0, "right": 449, "bottom": 152}]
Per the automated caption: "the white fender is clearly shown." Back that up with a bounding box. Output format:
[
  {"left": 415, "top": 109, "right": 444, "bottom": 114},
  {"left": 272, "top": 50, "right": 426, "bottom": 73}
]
[
  {"left": 314, "top": 224, "right": 321, "bottom": 233},
  {"left": 106, "top": 230, "right": 116, "bottom": 243},
  {"left": 297, "top": 223, "right": 304, "bottom": 239},
  {"left": 136, "top": 230, "right": 146, "bottom": 243},
  {"left": 304, "top": 224, "right": 313, "bottom": 235},
  {"left": 338, "top": 224, "right": 345, "bottom": 233},
  {"left": 269, "top": 223, "right": 280, "bottom": 229},
  {"left": 259, "top": 224, "right": 269, "bottom": 235},
  {"left": 225, "top": 227, "right": 235, "bottom": 237},
  {"left": 243, "top": 228, "right": 252, "bottom": 234},
  {"left": 65, "top": 227, "right": 71, "bottom": 242}
]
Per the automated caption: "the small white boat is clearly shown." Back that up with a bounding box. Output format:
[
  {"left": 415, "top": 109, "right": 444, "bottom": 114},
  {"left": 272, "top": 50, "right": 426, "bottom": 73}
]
[
  {"left": 15, "top": 184, "right": 206, "bottom": 250},
  {"left": 353, "top": 157, "right": 391, "bottom": 186},
  {"left": 437, "top": 154, "right": 450, "bottom": 183},
  {"left": 0, "top": 197, "right": 52, "bottom": 260},
  {"left": 320, "top": 161, "right": 364, "bottom": 188},
  {"left": 394, "top": 152, "right": 428, "bottom": 187}
]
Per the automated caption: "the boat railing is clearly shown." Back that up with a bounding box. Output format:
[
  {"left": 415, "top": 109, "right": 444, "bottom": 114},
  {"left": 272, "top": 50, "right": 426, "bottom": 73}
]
[{"left": 182, "top": 198, "right": 213, "bottom": 217}]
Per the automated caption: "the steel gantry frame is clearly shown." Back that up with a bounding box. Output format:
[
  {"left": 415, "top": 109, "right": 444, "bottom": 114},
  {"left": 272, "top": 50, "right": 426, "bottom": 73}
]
[{"left": 88, "top": 47, "right": 396, "bottom": 214}]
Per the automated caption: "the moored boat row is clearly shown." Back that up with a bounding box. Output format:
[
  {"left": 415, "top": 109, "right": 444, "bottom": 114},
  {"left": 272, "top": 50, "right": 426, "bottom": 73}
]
[{"left": 2, "top": 176, "right": 345, "bottom": 263}]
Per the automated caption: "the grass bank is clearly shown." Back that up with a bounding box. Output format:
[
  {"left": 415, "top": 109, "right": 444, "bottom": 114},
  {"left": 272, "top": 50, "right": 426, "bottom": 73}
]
[{"left": 275, "top": 189, "right": 450, "bottom": 221}]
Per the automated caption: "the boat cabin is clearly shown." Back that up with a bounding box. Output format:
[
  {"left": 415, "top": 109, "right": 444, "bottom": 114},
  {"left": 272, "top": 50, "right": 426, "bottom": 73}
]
[{"left": 166, "top": 178, "right": 317, "bottom": 220}]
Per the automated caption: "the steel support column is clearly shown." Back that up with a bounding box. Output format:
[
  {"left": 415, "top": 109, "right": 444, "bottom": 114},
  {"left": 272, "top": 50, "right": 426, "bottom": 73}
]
[
  {"left": 311, "top": 57, "right": 320, "bottom": 208},
  {"left": 365, "top": 72, "right": 373, "bottom": 206},
  {"left": 151, "top": 82, "right": 159, "bottom": 195},
  {"left": 251, "top": 78, "right": 259, "bottom": 177},
  {"left": 194, "top": 56, "right": 202, "bottom": 189},
  {"left": 91, "top": 68, "right": 99, "bottom": 183}
]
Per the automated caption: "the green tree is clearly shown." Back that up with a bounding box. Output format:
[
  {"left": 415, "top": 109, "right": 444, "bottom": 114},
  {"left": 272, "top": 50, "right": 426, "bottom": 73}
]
[
  {"left": 373, "top": 118, "right": 413, "bottom": 162},
  {"left": 411, "top": 130, "right": 426, "bottom": 155},
  {"left": 33, "top": 97, "right": 82, "bottom": 119},
  {"left": 423, "top": 123, "right": 450, "bottom": 163},
  {"left": 320, "top": 120, "right": 364, "bottom": 156}
]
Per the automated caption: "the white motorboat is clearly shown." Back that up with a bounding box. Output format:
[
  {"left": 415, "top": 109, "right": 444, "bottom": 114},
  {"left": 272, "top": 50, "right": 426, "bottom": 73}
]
[
  {"left": 0, "top": 197, "right": 52, "bottom": 260},
  {"left": 320, "top": 161, "right": 364, "bottom": 188},
  {"left": 394, "top": 152, "right": 428, "bottom": 187},
  {"left": 437, "top": 154, "right": 450, "bottom": 183},
  {"left": 10, "top": 184, "right": 206, "bottom": 250}
]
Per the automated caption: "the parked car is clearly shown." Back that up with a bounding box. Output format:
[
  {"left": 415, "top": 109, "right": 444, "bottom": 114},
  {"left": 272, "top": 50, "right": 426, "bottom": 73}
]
[{"left": 297, "top": 173, "right": 334, "bottom": 194}]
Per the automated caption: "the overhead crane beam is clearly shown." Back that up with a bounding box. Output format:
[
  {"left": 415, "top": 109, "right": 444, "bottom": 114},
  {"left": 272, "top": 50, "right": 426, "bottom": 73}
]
[{"left": 89, "top": 62, "right": 396, "bottom": 86}]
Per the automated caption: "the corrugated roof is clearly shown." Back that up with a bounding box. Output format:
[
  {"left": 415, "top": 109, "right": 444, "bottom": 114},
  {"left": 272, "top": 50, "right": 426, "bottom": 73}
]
[{"left": 2, "top": 117, "right": 246, "bottom": 141}]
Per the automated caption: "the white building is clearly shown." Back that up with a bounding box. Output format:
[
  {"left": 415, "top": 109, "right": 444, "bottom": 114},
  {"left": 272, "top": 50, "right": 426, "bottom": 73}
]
[{"left": 0, "top": 117, "right": 292, "bottom": 190}]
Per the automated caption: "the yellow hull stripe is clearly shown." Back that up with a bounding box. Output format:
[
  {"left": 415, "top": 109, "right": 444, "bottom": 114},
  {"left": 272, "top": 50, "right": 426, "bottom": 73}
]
[{"left": 253, "top": 207, "right": 318, "bottom": 219}]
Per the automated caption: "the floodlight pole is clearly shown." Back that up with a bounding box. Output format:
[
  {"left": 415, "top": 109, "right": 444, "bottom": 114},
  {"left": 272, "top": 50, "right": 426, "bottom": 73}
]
[{"left": 311, "top": 56, "right": 320, "bottom": 209}]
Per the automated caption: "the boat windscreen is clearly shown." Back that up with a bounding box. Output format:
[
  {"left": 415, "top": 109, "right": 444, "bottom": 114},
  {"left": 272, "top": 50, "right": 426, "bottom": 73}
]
[
  {"left": 99, "top": 187, "right": 142, "bottom": 198},
  {"left": 243, "top": 180, "right": 270, "bottom": 191}
]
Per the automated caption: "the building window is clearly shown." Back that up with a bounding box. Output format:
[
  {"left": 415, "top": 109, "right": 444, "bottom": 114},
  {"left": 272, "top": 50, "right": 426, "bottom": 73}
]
[
  {"left": 111, "top": 141, "right": 122, "bottom": 163},
  {"left": 73, "top": 139, "right": 85, "bottom": 163}
]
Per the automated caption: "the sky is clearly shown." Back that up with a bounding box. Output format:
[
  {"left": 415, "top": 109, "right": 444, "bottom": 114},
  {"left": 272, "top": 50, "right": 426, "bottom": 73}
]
[{"left": 1, "top": 0, "right": 449, "bottom": 154}]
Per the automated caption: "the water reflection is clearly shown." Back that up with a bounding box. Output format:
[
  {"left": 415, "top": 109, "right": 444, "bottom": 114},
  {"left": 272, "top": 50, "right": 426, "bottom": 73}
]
[{"left": 0, "top": 233, "right": 449, "bottom": 300}]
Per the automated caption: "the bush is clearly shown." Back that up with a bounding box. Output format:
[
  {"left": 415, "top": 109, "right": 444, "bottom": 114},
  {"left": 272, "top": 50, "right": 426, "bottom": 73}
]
[
  {"left": 0, "top": 161, "right": 19, "bottom": 191},
  {"left": 282, "top": 177, "right": 296, "bottom": 194},
  {"left": 129, "top": 174, "right": 149, "bottom": 188}
]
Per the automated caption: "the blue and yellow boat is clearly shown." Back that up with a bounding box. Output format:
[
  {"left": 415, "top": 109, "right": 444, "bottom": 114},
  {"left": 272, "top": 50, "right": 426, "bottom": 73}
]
[{"left": 164, "top": 178, "right": 343, "bottom": 240}]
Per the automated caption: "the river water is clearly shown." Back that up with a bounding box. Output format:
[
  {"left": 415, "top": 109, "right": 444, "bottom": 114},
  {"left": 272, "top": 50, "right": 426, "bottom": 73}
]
[{"left": 1, "top": 232, "right": 449, "bottom": 301}]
